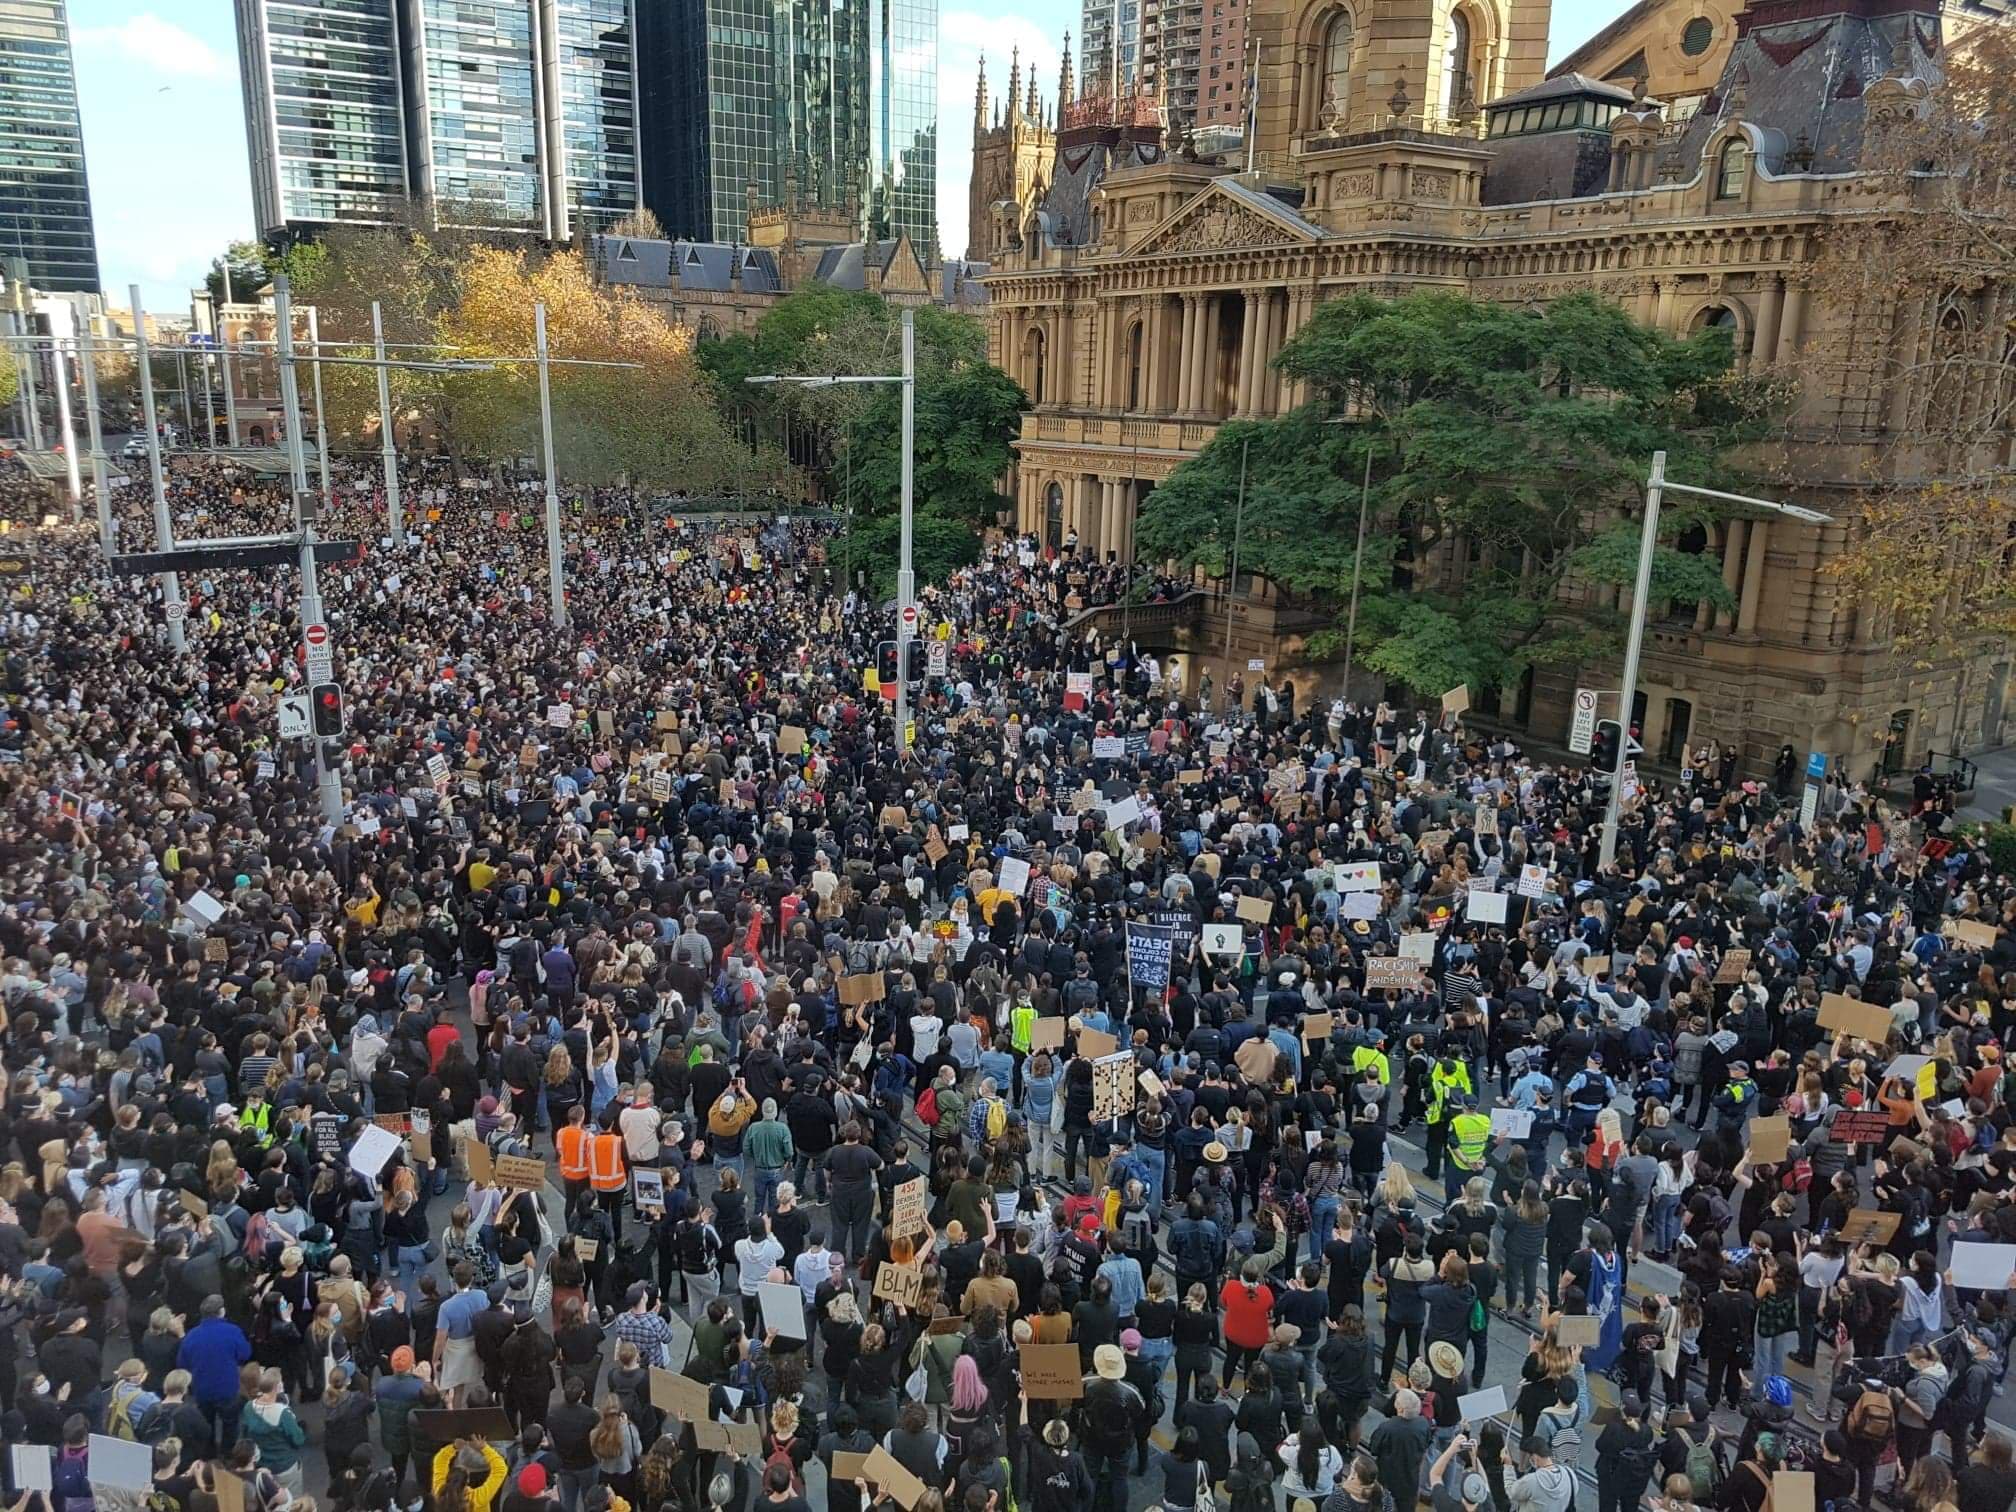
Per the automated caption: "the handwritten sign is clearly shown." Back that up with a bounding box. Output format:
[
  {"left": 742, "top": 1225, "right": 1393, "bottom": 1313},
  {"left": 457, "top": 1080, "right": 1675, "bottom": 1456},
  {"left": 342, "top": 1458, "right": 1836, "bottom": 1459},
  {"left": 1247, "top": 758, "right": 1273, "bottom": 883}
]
[
  {"left": 493, "top": 1154, "right": 546, "bottom": 1191},
  {"left": 889, "top": 1176, "right": 928, "bottom": 1239},
  {"left": 1019, "top": 1342, "right": 1085, "bottom": 1400},
  {"left": 1364, "top": 957, "right": 1421, "bottom": 991}
]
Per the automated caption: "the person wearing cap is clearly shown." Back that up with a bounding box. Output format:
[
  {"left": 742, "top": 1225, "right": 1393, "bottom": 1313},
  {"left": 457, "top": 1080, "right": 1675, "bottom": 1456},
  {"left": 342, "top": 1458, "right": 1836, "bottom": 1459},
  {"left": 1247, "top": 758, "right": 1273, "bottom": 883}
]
[
  {"left": 1713, "top": 1060, "right": 1761, "bottom": 1133},
  {"left": 1424, "top": 1054, "right": 1473, "bottom": 1183},
  {"left": 1030, "top": 1415, "right": 1093, "bottom": 1512},
  {"left": 1444, "top": 1095, "right": 1493, "bottom": 1204},
  {"left": 1076, "top": 1342, "right": 1146, "bottom": 1512},
  {"left": 1594, "top": 1390, "right": 1657, "bottom": 1512}
]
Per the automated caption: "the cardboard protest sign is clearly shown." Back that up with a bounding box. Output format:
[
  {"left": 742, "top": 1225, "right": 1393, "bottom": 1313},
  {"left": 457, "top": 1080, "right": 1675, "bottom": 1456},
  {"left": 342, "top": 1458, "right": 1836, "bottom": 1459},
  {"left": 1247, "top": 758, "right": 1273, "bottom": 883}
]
[
  {"left": 1775, "top": 1473, "right": 1815, "bottom": 1512},
  {"left": 211, "top": 1469, "right": 244, "bottom": 1512},
  {"left": 873, "top": 1262, "right": 925, "bottom": 1308},
  {"left": 1029, "top": 1017, "right": 1067, "bottom": 1051},
  {"left": 1078, "top": 1028, "right": 1119, "bottom": 1058},
  {"left": 11, "top": 1448, "right": 51, "bottom": 1496},
  {"left": 1818, "top": 993, "right": 1895, "bottom": 1043},
  {"left": 1236, "top": 894, "right": 1272, "bottom": 925},
  {"left": 1837, "top": 1209, "right": 1901, "bottom": 1244},
  {"left": 838, "top": 972, "right": 885, "bottom": 1005},
  {"left": 1555, "top": 1313, "right": 1601, "bottom": 1348},
  {"left": 1714, "top": 949, "right": 1753, "bottom": 986},
  {"left": 347, "top": 1124, "right": 400, "bottom": 1178},
  {"left": 1020, "top": 1342, "right": 1086, "bottom": 1399},
  {"left": 1466, "top": 887, "right": 1508, "bottom": 925},
  {"left": 1203, "top": 923, "right": 1244, "bottom": 957},
  {"left": 493, "top": 1155, "right": 547, "bottom": 1190},
  {"left": 778, "top": 725, "right": 807, "bottom": 756},
  {"left": 832, "top": 1451, "right": 872, "bottom": 1485},
  {"left": 862, "top": 1446, "right": 929, "bottom": 1511},
  {"left": 1301, "top": 1013, "right": 1335, "bottom": 1042},
  {"left": 890, "top": 1176, "right": 929, "bottom": 1239},
  {"left": 650, "top": 1367, "right": 709, "bottom": 1419},
  {"left": 1491, "top": 1108, "right": 1534, "bottom": 1139},
  {"left": 1441, "top": 684, "right": 1470, "bottom": 715},
  {"left": 1091, "top": 1053, "right": 1137, "bottom": 1124},
  {"left": 1748, "top": 1115, "right": 1791, "bottom": 1165}
]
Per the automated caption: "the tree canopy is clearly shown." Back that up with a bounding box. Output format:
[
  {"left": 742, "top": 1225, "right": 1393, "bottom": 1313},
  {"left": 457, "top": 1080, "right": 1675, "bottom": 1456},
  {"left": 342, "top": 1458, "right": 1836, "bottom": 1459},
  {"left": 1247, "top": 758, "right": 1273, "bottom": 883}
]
[{"left": 1139, "top": 291, "right": 1778, "bottom": 696}]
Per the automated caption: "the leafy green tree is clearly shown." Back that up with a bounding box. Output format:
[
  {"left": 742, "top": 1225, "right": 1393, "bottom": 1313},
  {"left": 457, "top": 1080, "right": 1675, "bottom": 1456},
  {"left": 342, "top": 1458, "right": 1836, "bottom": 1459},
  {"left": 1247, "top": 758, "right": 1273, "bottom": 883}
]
[
  {"left": 837, "top": 507, "right": 982, "bottom": 597},
  {"left": 1140, "top": 292, "right": 1773, "bottom": 697},
  {"left": 834, "top": 364, "right": 1026, "bottom": 523}
]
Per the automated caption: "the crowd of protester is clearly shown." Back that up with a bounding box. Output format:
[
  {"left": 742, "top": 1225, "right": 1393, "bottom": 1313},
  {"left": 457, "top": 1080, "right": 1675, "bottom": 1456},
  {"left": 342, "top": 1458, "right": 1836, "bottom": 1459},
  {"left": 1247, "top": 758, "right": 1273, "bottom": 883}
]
[{"left": 0, "top": 445, "right": 2010, "bottom": 1512}]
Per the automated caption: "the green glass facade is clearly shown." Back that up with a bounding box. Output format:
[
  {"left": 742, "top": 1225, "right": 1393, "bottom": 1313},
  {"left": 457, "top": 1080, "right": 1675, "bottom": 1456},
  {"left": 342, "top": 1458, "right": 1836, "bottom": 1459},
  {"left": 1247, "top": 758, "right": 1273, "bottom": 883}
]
[
  {"left": 548, "top": 0, "right": 638, "bottom": 236},
  {"left": 868, "top": 0, "right": 937, "bottom": 260},
  {"left": 0, "top": 0, "right": 99, "bottom": 293}
]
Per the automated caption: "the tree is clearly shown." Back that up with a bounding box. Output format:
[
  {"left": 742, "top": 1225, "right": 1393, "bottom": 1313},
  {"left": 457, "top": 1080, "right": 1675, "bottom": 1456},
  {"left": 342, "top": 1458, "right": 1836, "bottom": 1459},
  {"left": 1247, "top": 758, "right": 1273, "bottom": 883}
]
[
  {"left": 697, "top": 291, "right": 1025, "bottom": 518},
  {"left": 1141, "top": 292, "right": 1774, "bottom": 696},
  {"left": 836, "top": 507, "right": 982, "bottom": 597},
  {"left": 1813, "top": 26, "right": 2016, "bottom": 658},
  {"left": 437, "top": 245, "right": 795, "bottom": 493},
  {"left": 606, "top": 206, "right": 668, "bottom": 241}
]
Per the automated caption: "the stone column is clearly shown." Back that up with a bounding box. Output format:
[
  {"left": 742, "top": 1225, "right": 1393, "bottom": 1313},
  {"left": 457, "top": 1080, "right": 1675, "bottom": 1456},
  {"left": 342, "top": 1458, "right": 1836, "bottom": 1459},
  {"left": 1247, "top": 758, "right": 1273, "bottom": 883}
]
[
  {"left": 1081, "top": 475, "right": 1103, "bottom": 557},
  {"left": 1262, "top": 292, "right": 1286, "bottom": 411},
  {"left": 1117, "top": 480, "right": 1136, "bottom": 564},
  {"left": 1199, "top": 295, "right": 1222, "bottom": 418},
  {"left": 1189, "top": 297, "right": 1212, "bottom": 417},
  {"left": 1753, "top": 277, "right": 1784, "bottom": 367},
  {"left": 1653, "top": 279, "right": 1676, "bottom": 332},
  {"left": 1778, "top": 278, "right": 1808, "bottom": 362},
  {"left": 1177, "top": 297, "right": 1200, "bottom": 413},
  {"left": 1737, "top": 518, "right": 1769, "bottom": 634},
  {"left": 1139, "top": 297, "right": 1161, "bottom": 413},
  {"left": 1236, "top": 290, "right": 1262, "bottom": 416},
  {"left": 1714, "top": 520, "right": 1746, "bottom": 632}
]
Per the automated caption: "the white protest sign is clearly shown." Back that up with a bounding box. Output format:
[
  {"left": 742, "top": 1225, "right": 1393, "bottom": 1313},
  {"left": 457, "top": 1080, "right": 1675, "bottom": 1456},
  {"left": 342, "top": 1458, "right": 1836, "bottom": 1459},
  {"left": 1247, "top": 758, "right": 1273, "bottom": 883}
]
[
  {"left": 997, "top": 856, "right": 1031, "bottom": 895},
  {"left": 1949, "top": 1242, "right": 2016, "bottom": 1291},
  {"left": 87, "top": 1436, "right": 153, "bottom": 1492},
  {"left": 1336, "top": 861, "right": 1382, "bottom": 892},
  {"left": 1398, "top": 932, "right": 1435, "bottom": 965},
  {"left": 347, "top": 1123, "right": 401, "bottom": 1178},
  {"left": 1339, "top": 892, "right": 1380, "bottom": 920},
  {"left": 12, "top": 1446, "right": 50, "bottom": 1493},
  {"left": 1105, "top": 795, "right": 1143, "bottom": 830},
  {"left": 1466, "top": 887, "right": 1508, "bottom": 924},
  {"left": 1203, "top": 923, "right": 1245, "bottom": 957},
  {"left": 1490, "top": 1108, "right": 1534, "bottom": 1139},
  {"left": 1457, "top": 1385, "right": 1509, "bottom": 1421},
  {"left": 1092, "top": 736, "right": 1126, "bottom": 759},
  {"left": 1518, "top": 865, "right": 1548, "bottom": 899}
]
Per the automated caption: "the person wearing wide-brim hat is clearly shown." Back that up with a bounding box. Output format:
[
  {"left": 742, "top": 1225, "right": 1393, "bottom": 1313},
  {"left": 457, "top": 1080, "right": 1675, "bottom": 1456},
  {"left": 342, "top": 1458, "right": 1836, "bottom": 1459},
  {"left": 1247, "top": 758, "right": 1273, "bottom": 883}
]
[
  {"left": 1076, "top": 1343, "right": 1148, "bottom": 1507},
  {"left": 1031, "top": 1414, "right": 1092, "bottom": 1511}
]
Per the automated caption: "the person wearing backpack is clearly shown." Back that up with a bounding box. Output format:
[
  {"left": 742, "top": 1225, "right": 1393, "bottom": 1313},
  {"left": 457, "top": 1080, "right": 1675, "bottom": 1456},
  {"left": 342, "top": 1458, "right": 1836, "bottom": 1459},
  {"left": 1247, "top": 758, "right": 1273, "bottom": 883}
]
[
  {"left": 1595, "top": 1391, "right": 1659, "bottom": 1512},
  {"left": 105, "top": 1357, "right": 162, "bottom": 1442},
  {"left": 1892, "top": 1341, "right": 1949, "bottom": 1478},
  {"left": 1659, "top": 1388, "right": 1723, "bottom": 1504},
  {"left": 1842, "top": 1373, "right": 1897, "bottom": 1508}
]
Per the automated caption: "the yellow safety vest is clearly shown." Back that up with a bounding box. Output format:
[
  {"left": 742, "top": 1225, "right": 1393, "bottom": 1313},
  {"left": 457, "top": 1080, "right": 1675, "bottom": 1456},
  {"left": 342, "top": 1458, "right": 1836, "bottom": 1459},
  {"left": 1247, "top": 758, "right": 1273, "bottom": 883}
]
[
  {"left": 1350, "top": 1046, "right": 1390, "bottom": 1085},
  {"left": 1449, "top": 1112, "right": 1492, "bottom": 1172},
  {"left": 1011, "top": 1003, "right": 1035, "bottom": 1054},
  {"left": 1427, "top": 1063, "right": 1474, "bottom": 1125}
]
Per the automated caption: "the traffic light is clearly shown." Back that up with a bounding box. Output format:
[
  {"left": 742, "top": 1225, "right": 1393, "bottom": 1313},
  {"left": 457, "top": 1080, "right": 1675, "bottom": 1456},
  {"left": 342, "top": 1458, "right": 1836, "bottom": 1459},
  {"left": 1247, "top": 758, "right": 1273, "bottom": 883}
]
[
  {"left": 876, "top": 641, "right": 926, "bottom": 686},
  {"left": 902, "top": 640, "right": 927, "bottom": 684},
  {"left": 311, "top": 681, "right": 345, "bottom": 738},
  {"left": 876, "top": 641, "right": 899, "bottom": 686},
  {"left": 1590, "top": 719, "right": 1622, "bottom": 776}
]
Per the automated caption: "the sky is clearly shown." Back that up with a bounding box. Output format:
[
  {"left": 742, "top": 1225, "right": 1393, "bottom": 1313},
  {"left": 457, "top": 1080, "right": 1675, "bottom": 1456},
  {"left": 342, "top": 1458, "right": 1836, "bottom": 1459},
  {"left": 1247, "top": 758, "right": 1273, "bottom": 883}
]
[{"left": 73, "top": 0, "right": 1627, "bottom": 311}]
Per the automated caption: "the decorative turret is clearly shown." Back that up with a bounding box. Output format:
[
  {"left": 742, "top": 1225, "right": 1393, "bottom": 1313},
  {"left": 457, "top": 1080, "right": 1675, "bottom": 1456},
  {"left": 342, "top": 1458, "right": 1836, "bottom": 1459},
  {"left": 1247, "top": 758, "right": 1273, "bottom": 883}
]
[
  {"left": 975, "top": 54, "right": 988, "bottom": 131},
  {"left": 1059, "top": 34, "right": 1075, "bottom": 113},
  {"left": 1006, "top": 46, "right": 1022, "bottom": 120},
  {"left": 1027, "top": 73, "right": 1039, "bottom": 119}
]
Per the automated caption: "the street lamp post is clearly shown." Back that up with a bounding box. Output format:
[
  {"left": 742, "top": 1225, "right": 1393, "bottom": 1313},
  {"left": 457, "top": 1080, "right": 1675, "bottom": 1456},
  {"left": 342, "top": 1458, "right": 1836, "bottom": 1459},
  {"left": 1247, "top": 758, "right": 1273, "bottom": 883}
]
[
  {"left": 50, "top": 336, "right": 78, "bottom": 519},
  {"left": 304, "top": 306, "right": 332, "bottom": 507},
  {"left": 128, "top": 286, "right": 187, "bottom": 653},
  {"left": 746, "top": 305, "right": 917, "bottom": 753},
  {"left": 1597, "top": 448, "right": 1832, "bottom": 869},
  {"left": 212, "top": 292, "right": 241, "bottom": 447},
  {"left": 372, "top": 301, "right": 403, "bottom": 547},
  {"left": 1221, "top": 436, "right": 1249, "bottom": 691},
  {"left": 77, "top": 328, "right": 112, "bottom": 554}
]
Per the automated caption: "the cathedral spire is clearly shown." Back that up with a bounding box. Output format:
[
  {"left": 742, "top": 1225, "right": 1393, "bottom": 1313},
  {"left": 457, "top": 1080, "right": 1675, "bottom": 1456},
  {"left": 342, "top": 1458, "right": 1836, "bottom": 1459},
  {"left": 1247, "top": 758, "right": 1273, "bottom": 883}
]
[
  {"left": 975, "top": 53, "right": 988, "bottom": 131},
  {"left": 1059, "top": 32, "right": 1074, "bottom": 113},
  {"left": 1026, "top": 71, "right": 1039, "bottom": 119},
  {"left": 1006, "top": 46, "right": 1021, "bottom": 122}
]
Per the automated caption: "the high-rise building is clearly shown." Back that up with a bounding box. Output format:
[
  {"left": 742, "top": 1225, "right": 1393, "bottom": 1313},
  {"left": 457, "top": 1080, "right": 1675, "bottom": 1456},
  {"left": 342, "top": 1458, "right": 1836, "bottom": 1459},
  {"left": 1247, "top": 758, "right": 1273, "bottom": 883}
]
[
  {"left": 867, "top": 0, "right": 938, "bottom": 261},
  {"left": 0, "top": 0, "right": 100, "bottom": 293},
  {"left": 234, "top": 0, "right": 639, "bottom": 240},
  {"left": 1080, "top": 0, "right": 1142, "bottom": 94},
  {"left": 638, "top": 0, "right": 934, "bottom": 254},
  {"left": 236, "top": 0, "right": 415, "bottom": 234}
]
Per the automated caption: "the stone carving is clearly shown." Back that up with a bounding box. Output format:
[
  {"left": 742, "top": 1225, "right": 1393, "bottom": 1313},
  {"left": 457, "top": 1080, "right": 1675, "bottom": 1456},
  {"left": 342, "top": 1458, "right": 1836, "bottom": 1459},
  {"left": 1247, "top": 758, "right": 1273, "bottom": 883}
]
[
  {"left": 1143, "top": 199, "right": 1299, "bottom": 253},
  {"left": 1331, "top": 171, "right": 1377, "bottom": 199},
  {"left": 1409, "top": 170, "right": 1454, "bottom": 201},
  {"left": 1128, "top": 197, "right": 1159, "bottom": 223}
]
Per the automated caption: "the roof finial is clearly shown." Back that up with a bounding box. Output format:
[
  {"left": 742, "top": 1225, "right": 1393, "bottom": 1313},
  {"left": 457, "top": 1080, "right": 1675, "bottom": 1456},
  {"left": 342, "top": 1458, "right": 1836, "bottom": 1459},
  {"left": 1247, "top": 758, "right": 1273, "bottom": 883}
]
[{"left": 1060, "top": 31, "right": 1075, "bottom": 111}]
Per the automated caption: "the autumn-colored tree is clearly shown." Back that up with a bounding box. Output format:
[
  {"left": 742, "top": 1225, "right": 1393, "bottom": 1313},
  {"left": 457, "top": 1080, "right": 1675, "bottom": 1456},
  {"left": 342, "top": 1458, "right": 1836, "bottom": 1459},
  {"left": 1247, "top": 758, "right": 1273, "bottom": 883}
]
[
  {"left": 1816, "top": 24, "right": 2016, "bottom": 660},
  {"left": 606, "top": 206, "right": 668, "bottom": 240},
  {"left": 437, "top": 246, "right": 796, "bottom": 494}
]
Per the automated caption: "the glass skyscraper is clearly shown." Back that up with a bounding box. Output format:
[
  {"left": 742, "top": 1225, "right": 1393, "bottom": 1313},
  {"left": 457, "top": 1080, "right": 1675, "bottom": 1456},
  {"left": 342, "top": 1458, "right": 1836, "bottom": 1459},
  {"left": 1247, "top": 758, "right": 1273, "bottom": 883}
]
[
  {"left": 0, "top": 0, "right": 99, "bottom": 292},
  {"left": 403, "top": 0, "right": 541, "bottom": 227},
  {"left": 543, "top": 0, "right": 639, "bottom": 238},
  {"left": 638, "top": 0, "right": 934, "bottom": 255},
  {"left": 236, "top": 0, "right": 638, "bottom": 239},
  {"left": 236, "top": 0, "right": 411, "bottom": 235},
  {"left": 868, "top": 0, "right": 937, "bottom": 261}
]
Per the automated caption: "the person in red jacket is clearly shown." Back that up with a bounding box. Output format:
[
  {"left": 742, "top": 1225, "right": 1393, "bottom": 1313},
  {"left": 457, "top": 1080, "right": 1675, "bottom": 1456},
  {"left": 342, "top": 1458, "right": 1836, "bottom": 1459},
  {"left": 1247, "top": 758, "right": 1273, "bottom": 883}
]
[{"left": 1220, "top": 1260, "right": 1276, "bottom": 1386}]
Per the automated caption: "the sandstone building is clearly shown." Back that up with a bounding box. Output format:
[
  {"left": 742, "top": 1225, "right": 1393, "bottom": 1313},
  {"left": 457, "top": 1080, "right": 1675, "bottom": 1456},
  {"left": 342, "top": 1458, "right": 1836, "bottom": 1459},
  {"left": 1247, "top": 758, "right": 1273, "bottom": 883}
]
[{"left": 973, "top": 0, "right": 2013, "bottom": 783}]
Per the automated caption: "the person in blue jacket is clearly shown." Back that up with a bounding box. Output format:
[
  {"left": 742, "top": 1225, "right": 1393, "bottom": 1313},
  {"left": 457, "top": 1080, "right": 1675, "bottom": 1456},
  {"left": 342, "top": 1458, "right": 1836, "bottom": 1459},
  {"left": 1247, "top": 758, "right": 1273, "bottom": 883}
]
[{"left": 176, "top": 1294, "right": 251, "bottom": 1447}]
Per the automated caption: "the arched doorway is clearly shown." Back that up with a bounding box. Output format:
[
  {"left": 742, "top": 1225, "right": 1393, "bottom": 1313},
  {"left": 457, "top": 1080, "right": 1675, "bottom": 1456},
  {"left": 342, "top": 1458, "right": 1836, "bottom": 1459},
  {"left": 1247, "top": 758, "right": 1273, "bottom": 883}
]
[{"left": 1044, "top": 482, "right": 1064, "bottom": 551}]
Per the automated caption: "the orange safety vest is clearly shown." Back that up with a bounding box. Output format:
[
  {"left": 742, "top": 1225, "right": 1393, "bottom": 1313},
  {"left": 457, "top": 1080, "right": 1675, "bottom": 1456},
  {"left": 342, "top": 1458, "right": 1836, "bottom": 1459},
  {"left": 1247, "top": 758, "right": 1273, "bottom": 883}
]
[
  {"left": 588, "top": 1131, "right": 627, "bottom": 1192},
  {"left": 556, "top": 1125, "right": 592, "bottom": 1183}
]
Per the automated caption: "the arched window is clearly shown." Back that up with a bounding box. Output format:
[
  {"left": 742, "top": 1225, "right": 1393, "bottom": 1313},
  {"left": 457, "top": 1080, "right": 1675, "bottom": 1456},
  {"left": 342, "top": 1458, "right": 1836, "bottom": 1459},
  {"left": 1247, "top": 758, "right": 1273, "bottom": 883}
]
[
  {"left": 1715, "top": 138, "right": 1749, "bottom": 199},
  {"left": 1442, "top": 9, "right": 1473, "bottom": 118},
  {"left": 1929, "top": 304, "right": 1969, "bottom": 430},
  {"left": 1322, "top": 10, "right": 1354, "bottom": 125},
  {"left": 1695, "top": 305, "right": 1739, "bottom": 334},
  {"left": 1026, "top": 327, "right": 1048, "bottom": 404},
  {"left": 1044, "top": 482, "right": 1065, "bottom": 549}
]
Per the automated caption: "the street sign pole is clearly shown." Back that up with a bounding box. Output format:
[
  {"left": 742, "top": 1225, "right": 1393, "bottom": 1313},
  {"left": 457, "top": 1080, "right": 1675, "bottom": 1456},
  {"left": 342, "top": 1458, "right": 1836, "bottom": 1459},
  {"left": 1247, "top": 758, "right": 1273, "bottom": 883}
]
[
  {"left": 1569, "top": 688, "right": 1598, "bottom": 756},
  {"left": 213, "top": 291, "right": 241, "bottom": 448},
  {"left": 372, "top": 301, "right": 403, "bottom": 547},
  {"left": 272, "top": 274, "right": 344, "bottom": 826},
  {"left": 129, "top": 286, "right": 187, "bottom": 653},
  {"left": 77, "top": 328, "right": 112, "bottom": 555},
  {"left": 304, "top": 306, "right": 332, "bottom": 510},
  {"left": 49, "top": 337, "right": 79, "bottom": 520},
  {"left": 895, "top": 307, "right": 915, "bottom": 755}
]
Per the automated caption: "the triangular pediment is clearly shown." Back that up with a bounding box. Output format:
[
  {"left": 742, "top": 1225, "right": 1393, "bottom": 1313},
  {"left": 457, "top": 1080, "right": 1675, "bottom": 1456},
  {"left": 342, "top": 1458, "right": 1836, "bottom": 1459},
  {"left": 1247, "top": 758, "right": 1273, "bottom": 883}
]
[{"left": 1131, "top": 181, "right": 1325, "bottom": 258}]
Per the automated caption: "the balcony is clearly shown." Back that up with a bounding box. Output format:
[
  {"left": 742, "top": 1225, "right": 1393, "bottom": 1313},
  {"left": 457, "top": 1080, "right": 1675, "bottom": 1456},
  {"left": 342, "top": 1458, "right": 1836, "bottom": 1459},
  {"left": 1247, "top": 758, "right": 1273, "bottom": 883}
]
[
  {"left": 1022, "top": 410, "right": 1221, "bottom": 454},
  {"left": 1064, "top": 586, "right": 1334, "bottom": 652}
]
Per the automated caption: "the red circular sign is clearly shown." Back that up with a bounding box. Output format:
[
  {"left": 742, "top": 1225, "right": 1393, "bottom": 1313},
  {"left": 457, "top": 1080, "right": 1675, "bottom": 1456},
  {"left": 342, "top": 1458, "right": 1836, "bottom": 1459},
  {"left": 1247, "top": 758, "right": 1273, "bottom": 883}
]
[
  {"left": 304, "top": 623, "right": 329, "bottom": 648},
  {"left": 900, "top": 605, "right": 918, "bottom": 627}
]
